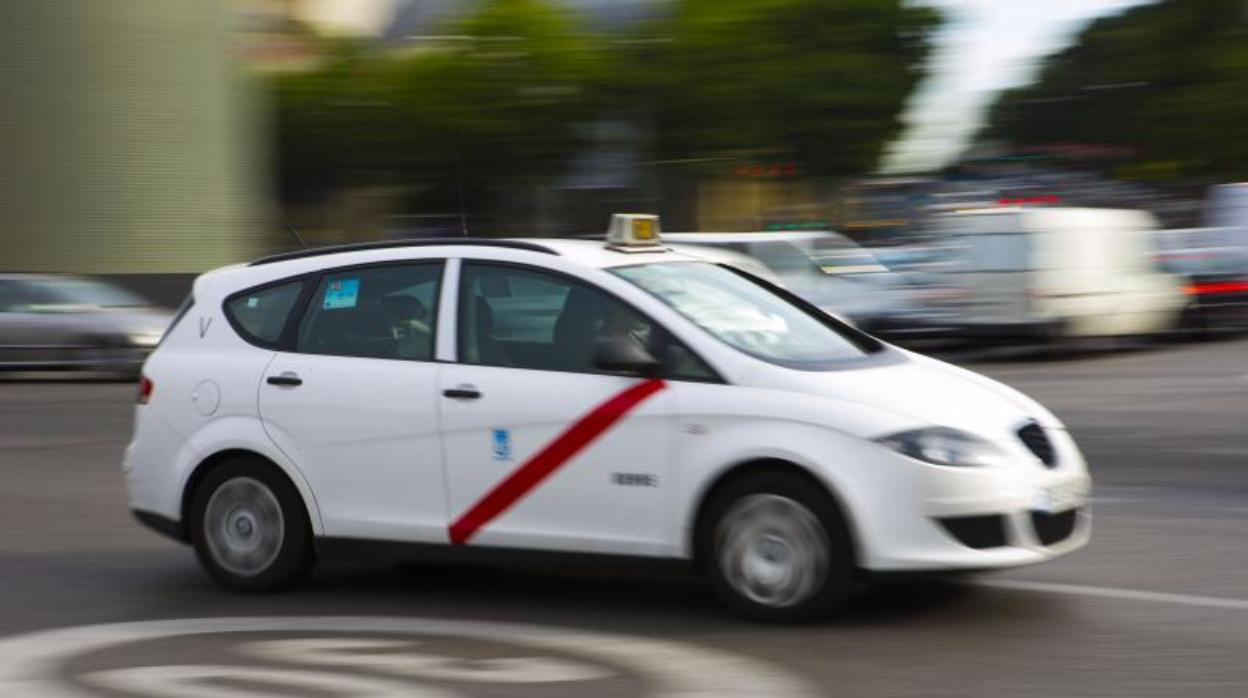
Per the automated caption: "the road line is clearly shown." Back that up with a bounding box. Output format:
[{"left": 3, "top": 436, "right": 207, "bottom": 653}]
[{"left": 981, "top": 579, "right": 1248, "bottom": 611}]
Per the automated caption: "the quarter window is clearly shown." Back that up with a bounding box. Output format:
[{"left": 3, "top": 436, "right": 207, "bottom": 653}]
[
  {"left": 224, "top": 281, "right": 304, "bottom": 344},
  {"left": 296, "top": 263, "right": 441, "bottom": 361}
]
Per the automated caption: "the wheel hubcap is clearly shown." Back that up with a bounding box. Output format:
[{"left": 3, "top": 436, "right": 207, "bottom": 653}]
[
  {"left": 203, "top": 477, "right": 284, "bottom": 577},
  {"left": 717, "top": 494, "right": 829, "bottom": 609}
]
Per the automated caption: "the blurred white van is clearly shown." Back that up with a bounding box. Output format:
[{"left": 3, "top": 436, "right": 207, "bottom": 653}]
[
  {"left": 1204, "top": 183, "right": 1248, "bottom": 231},
  {"left": 933, "top": 207, "right": 1186, "bottom": 341}
]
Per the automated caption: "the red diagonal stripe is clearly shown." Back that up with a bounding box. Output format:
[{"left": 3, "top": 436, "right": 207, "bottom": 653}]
[{"left": 449, "top": 378, "right": 667, "bottom": 545}]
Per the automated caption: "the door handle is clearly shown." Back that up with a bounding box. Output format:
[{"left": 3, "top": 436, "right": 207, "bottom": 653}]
[
  {"left": 442, "top": 387, "right": 481, "bottom": 399},
  {"left": 266, "top": 372, "right": 303, "bottom": 387}
]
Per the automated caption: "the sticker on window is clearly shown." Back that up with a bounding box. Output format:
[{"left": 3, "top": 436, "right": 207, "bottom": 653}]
[{"left": 323, "top": 278, "right": 360, "bottom": 310}]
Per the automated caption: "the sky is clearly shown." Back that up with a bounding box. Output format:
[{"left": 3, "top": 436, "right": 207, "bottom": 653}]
[
  {"left": 295, "top": 0, "right": 1157, "bottom": 173},
  {"left": 881, "top": 0, "right": 1155, "bottom": 172}
]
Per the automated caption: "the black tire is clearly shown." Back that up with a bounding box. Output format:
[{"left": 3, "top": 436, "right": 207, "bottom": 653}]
[
  {"left": 188, "top": 457, "right": 314, "bottom": 592},
  {"left": 697, "top": 470, "right": 854, "bottom": 621}
]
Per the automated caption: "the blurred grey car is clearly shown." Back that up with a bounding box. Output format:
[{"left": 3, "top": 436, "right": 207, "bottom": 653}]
[
  {"left": 0, "top": 275, "right": 173, "bottom": 376},
  {"left": 662, "top": 232, "right": 957, "bottom": 339}
]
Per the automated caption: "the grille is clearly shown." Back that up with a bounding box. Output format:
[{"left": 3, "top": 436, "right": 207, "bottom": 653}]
[
  {"left": 937, "top": 514, "right": 1009, "bottom": 550},
  {"left": 1018, "top": 422, "right": 1056, "bottom": 467},
  {"left": 1031, "top": 508, "right": 1079, "bottom": 546}
]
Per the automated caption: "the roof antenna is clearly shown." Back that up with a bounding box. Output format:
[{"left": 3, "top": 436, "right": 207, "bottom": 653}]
[
  {"left": 281, "top": 212, "right": 309, "bottom": 249},
  {"left": 454, "top": 138, "right": 469, "bottom": 237}
]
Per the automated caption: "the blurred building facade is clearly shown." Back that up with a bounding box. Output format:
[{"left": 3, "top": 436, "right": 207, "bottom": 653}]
[{"left": 0, "top": 1, "right": 265, "bottom": 273}]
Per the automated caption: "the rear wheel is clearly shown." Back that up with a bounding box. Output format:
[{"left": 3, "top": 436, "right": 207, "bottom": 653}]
[
  {"left": 700, "top": 471, "right": 854, "bottom": 621},
  {"left": 189, "top": 458, "right": 313, "bottom": 592}
]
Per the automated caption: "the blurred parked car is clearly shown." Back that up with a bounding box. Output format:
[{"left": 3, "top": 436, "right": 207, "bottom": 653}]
[
  {"left": 930, "top": 207, "right": 1186, "bottom": 344},
  {"left": 662, "top": 231, "right": 955, "bottom": 338},
  {"left": 1154, "top": 232, "right": 1248, "bottom": 338},
  {"left": 0, "top": 275, "right": 173, "bottom": 376}
]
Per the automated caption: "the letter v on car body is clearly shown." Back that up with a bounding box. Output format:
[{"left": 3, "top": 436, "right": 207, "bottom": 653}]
[{"left": 125, "top": 214, "right": 1089, "bottom": 620}]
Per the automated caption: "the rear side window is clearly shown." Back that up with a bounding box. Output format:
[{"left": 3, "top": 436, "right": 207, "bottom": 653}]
[
  {"left": 224, "top": 281, "right": 304, "bottom": 345},
  {"left": 296, "top": 263, "right": 442, "bottom": 361},
  {"left": 460, "top": 262, "right": 717, "bottom": 380}
]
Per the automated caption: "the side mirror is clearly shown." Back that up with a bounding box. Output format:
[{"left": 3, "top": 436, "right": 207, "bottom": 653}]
[{"left": 593, "top": 334, "right": 662, "bottom": 377}]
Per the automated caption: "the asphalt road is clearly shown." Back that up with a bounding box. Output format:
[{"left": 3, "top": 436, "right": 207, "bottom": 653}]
[{"left": 2, "top": 338, "right": 1248, "bottom": 696}]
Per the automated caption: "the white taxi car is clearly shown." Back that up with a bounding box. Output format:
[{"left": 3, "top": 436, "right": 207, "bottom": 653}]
[{"left": 125, "top": 215, "right": 1090, "bottom": 620}]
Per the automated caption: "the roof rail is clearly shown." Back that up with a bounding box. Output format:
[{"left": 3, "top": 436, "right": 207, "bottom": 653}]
[{"left": 249, "top": 238, "right": 558, "bottom": 266}]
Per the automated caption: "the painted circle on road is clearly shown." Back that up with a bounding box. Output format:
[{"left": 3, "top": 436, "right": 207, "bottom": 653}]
[{"left": 0, "top": 616, "right": 816, "bottom": 697}]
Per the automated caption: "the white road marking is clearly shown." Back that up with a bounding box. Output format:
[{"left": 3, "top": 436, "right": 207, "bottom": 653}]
[
  {"left": 982, "top": 579, "right": 1248, "bottom": 612},
  {"left": 82, "top": 665, "right": 450, "bottom": 698},
  {"left": 240, "top": 637, "right": 613, "bottom": 684},
  {"left": 0, "top": 616, "right": 817, "bottom": 697}
]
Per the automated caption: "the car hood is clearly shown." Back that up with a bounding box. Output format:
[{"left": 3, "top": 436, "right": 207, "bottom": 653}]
[{"left": 760, "top": 348, "right": 1062, "bottom": 440}]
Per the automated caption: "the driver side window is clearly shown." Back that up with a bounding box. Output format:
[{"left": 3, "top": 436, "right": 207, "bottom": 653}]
[{"left": 458, "top": 262, "right": 715, "bottom": 381}]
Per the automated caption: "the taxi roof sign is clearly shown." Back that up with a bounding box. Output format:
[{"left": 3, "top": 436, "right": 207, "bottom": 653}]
[{"left": 605, "top": 213, "right": 664, "bottom": 253}]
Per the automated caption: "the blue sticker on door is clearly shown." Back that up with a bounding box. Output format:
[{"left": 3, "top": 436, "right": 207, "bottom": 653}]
[{"left": 492, "top": 429, "right": 513, "bottom": 461}]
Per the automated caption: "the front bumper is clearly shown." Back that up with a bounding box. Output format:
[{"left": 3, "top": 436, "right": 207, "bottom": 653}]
[{"left": 849, "top": 427, "right": 1091, "bottom": 572}]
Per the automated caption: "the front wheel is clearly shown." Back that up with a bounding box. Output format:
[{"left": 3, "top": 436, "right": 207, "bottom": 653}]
[
  {"left": 701, "top": 472, "right": 854, "bottom": 621},
  {"left": 189, "top": 458, "right": 313, "bottom": 592}
]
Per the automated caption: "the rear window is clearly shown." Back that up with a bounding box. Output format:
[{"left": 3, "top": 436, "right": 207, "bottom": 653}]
[{"left": 224, "top": 281, "right": 304, "bottom": 345}]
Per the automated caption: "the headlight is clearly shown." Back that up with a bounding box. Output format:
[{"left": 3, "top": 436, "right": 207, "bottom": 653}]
[
  {"left": 875, "top": 427, "right": 1005, "bottom": 467},
  {"left": 125, "top": 329, "right": 164, "bottom": 347}
]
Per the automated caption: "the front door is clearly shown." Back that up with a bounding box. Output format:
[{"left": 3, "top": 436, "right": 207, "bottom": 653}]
[
  {"left": 258, "top": 261, "right": 447, "bottom": 543},
  {"left": 439, "top": 262, "right": 673, "bottom": 555}
]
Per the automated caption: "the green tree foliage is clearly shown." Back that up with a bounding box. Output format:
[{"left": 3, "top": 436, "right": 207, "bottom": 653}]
[
  {"left": 273, "top": 0, "right": 605, "bottom": 206},
  {"left": 645, "top": 0, "right": 938, "bottom": 177},
  {"left": 985, "top": 0, "right": 1248, "bottom": 181},
  {"left": 271, "top": 0, "right": 938, "bottom": 208}
]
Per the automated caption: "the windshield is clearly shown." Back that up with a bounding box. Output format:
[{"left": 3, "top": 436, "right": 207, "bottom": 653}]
[
  {"left": 25, "top": 278, "right": 148, "bottom": 309},
  {"left": 612, "top": 262, "right": 872, "bottom": 368}
]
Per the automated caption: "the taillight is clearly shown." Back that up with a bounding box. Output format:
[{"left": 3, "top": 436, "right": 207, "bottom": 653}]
[
  {"left": 1187, "top": 281, "right": 1248, "bottom": 295},
  {"left": 137, "top": 376, "right": 154, "bottom": 405}
]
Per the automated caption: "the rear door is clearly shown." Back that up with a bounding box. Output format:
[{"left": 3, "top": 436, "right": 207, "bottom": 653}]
[{"left": 257, "top": 261, "right": 448, "bottom": 543}]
